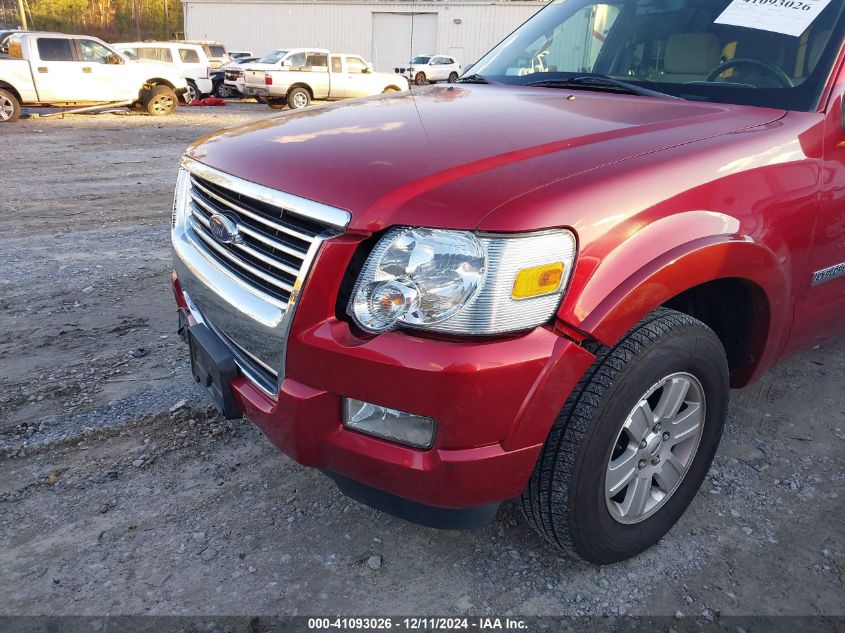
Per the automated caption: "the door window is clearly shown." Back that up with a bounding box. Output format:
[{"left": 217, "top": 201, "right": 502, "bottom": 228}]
[
  {"left": 345, "top": 56, "right": 367, "bottom": 73},
  {"left": 179, "top": 48, "right": 200, "bottom": 63},
  {"left": 135, "top": 47, "right": 172, "bottom": 63},
  {"left": 79, "top": 39, "right": 122, "bottom": 64},
  {"left": 37, "top": 38, "right": 74, "bottom": 62},
  {"left": 331, "top": 56, "right": 342, "bottom": 73}
]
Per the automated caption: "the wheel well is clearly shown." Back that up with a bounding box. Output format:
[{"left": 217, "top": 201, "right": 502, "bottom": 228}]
[
  {"left": 0, "top": 81, "right": 22, "bottom": 102},
  {"left": 286, "top": 83, "right": 313, "bottom": 98},
  {"left": 384, "top": 85, "right": 401, "bottom": 92},
  {"left": 662, "top": 278, "right": 770, "bottom": 387}
]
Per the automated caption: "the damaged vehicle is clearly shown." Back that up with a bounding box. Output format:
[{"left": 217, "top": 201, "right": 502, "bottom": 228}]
[{"left": 171, "top": 0, "right": 845, "bottom": 563}]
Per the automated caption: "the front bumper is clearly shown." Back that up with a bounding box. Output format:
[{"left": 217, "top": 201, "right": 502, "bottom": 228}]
[
  {"left": 172, "top": 262, "right": 595, "bottom": 523},
  {"left": 195, "top": 77, "right": 213, "bottom": 96}
]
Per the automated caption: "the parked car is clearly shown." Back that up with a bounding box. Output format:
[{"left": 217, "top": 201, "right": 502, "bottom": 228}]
[
  {"left": 396, "top": 54, "right": 461, "bottom": 85},
  {"left": 0, "top": 32, "right": 187, "bottom": 121},
  {"left": 242, "top": 48, "right": 408, "bottom": 109},
  {"left": 114, "top": 41, "right": 212, "bottom": 102},
  {"left": 224, "top": 49, "right": 286, "bottom": 97},
  {"left": 170, "top": 0, "right": 845, "bottom": 564},
  {"left": 213, "top": 56, "right": 258, "bottom": 98},
  {"left": 183, "top": 40, "right": 229, "bottom": 69}
]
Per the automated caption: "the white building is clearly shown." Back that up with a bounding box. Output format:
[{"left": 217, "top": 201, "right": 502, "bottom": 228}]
[{"left": 181, "top": 0, "right": 547, "bottom": 72}]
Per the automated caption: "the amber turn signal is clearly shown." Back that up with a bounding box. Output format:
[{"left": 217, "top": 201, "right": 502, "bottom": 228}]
[{"left": 512, "top": 262, "right": 565, "bottom": 299}]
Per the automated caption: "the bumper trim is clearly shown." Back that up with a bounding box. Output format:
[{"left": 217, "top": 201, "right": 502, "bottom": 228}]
[{"left": 325, "top": 471, "right": 500, "bottom": 529}]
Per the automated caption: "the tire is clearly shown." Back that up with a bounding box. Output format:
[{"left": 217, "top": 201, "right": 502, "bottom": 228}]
[
  {"left": 214, "top": 82, "right": 236, "bottom": 99},
  {"left": 448, "top": 72, "right": 459, "bottom": 83},
  {"left": 142, "top": 85, "right": 177, "bottom": 116},
  {"left": 521, "top": 307, "right": 729, "bottom": 564},
  {"left": 414, "top": 71, "right": 427, "bottom": 86},
  {"left": 185, "top": 80, "right": 199, "bottom": 103},
  {"left": 0, "top": 88, "right": 21, "bottom": 122},
  {"left": 287, "top": 87, "right": 310, "bottom": 109},
  {"left": 266, "top": 97, "right": 287, "bottom": 110}
]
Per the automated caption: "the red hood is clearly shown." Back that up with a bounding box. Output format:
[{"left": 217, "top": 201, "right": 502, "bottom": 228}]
[{"left": 186, "top": 85, "right": 785, "bottom": 232}]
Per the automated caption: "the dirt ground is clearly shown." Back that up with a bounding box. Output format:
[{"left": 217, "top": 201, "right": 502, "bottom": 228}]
[{"left": 0, "top": 103, "right": 843, "bottom": 620}]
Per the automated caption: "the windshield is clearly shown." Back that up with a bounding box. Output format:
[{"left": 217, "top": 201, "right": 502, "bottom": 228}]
[
  {"left": 259, "top": 50, "right": 288, "bottom": 64},
  {"left": 411, "top": 56, "right": 432, "bottom": 64},
  {"left": 468, "top": 0, "right": 845, "bottom": 111}
]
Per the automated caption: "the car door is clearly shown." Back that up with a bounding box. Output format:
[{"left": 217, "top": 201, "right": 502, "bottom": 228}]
[
  {"left": 338, "top": 55, "right": 372, "bottom": 98},
  {"left": 788, "top": 51, "right": 845, "bottom": 351},
  {"left": 429, "top": 56, "right": 447, "bottom": 81},
  {"left": 76, "top": 38, "right": 134, "bottom": 101},
  {"left": 30, "top": 36, "right": 86, "bottom": 102}
]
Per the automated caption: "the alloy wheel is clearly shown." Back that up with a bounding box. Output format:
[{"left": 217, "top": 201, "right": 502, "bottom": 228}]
[
  {"left": 152, "top": 95, "right": 174, "bottom": 115},
  {"left": 293, "top": 92, "right": 308, "bottom": 108},
  {"left": 605, "top": 372, "right": 706, "bottom": 524},
  {"left": 0, "top": 95, "right": 14, "bottom": 121}
]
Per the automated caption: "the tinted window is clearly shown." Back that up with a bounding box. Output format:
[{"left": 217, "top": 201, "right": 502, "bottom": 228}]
[
  {"left": 346, "top": 56, "right": 367, "bottom": 73},
  {"left": 37, "top": 38, "right": 74, "bottom": 62},
  {"left": 208, "top": 45, "right": 226, "bottom": 57},
  {"left": 136, "top": 47, "right": 172, "bottom": 63},
  {"left": 411, "top": 56, "right": 431, "bottom": 64},
  {"left": 331, "top": 56, "right": 342, "bottom": 73},
  {"left": 179, "top": 48, "right": 200, "bottom": 63}
]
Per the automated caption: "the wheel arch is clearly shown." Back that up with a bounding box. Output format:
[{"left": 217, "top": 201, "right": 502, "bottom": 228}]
[
  {"left": 286, "top": 83, "right": 314, "bottom": 99},
  {"left": 0, "top": 80, "right": 23, "bottom": 101},
  {"left": 563, "top": 213, "right": 788, "bottom": 388},
  {"left": 139, "top": 78, "right": 177, "bottom": 100}
]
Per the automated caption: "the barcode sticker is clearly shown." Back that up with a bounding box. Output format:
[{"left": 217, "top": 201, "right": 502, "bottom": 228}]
[{"left": 714, "top": 0, "right": 833, "bottom": 37}]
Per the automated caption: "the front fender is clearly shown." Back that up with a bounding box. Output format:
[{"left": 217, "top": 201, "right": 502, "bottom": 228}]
[{"left": 559, "top": 210, "right": 791, "bottom": 384}]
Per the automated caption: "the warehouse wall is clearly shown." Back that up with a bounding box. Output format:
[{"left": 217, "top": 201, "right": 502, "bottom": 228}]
[{"left": 182, "top": 1, "right": 546, "bottom": 71}]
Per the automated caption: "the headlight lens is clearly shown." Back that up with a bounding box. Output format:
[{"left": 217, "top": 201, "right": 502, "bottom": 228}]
[
  {"left": 348, "top": 227, "right": 576, "bottom": 335},
  {"left": 350, "top": 228, "right": 486, "bottom": 332}
]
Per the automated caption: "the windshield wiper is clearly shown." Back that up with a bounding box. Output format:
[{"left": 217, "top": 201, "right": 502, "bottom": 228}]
[
  {"left": 455, "top": 74, "right": 498, "bottom": 85},
  {"left": 525, "top": 75, "right": 681, "bottom": 100}
]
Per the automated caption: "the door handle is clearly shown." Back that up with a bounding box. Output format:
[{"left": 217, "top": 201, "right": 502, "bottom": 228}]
[
  {"left": 82, "top": 67, "right": 92, "bottom": 73},
  {"left": 37, "top": 66, "right": 48, "bottom": 73}
]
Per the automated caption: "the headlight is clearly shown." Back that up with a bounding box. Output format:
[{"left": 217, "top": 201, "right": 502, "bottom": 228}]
[{"left": 347, "top": 227, "right": 576, "bottom": 335}]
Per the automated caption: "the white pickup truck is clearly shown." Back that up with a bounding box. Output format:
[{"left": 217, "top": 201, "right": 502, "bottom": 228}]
[
  {"left": 241, "top": 48, "right": 408, "bottom": 110},
  {"left": 0, "top": 32, "right": 188, "bottom": 122}
]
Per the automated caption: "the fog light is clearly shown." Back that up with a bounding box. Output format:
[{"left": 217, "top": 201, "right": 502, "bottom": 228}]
[{"left": 343, "top": 398, "right": 436, "bottom": 449}]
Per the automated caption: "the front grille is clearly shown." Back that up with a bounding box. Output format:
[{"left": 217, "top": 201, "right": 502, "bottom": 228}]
[{"left": 186, "top": 173, "right": 327, "bottom": 309}]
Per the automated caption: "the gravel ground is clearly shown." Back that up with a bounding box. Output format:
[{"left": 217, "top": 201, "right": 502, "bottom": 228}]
[{"left": 0, "top": 102, "right": 843, "bottom": 620}]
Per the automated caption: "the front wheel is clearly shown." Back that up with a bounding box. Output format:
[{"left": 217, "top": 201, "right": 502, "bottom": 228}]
[
  {"left": 414, "top": 72, "right": 427, "bottom": 86},
  {"left": 0, "top": 88, "right": 21, "bottom": 122},
  {"left": 142, "top": 85, "right": 177, "bottom": 116},
  {"left": 287, "top": 87, "right": 311, "bottom": 109},
  {"left": 521, "top": 307, "right": 729, "bottom": 564}
]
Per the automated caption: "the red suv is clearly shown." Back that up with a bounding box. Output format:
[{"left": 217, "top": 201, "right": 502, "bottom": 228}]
[{"left": 172, "top": 0, "right": 845, "bottom": 563}]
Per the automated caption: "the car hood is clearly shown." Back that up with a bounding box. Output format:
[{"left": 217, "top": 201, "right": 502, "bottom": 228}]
[{"left": 185, "top": 84, "right": 785, "bottom": 232}]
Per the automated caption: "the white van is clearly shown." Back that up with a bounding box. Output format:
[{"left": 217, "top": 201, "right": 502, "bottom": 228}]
[{"left": 114, "top": 41, "right": 212, "bottom": 102}]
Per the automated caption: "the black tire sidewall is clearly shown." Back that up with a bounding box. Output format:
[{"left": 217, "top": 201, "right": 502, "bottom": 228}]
[{"left": 572, "top": 328, "right": 728, "bottom": 564}]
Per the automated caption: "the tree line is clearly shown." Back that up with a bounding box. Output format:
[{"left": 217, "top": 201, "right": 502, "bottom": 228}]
[{"left": 2, "top": 0, "right": 183, "bottom": 41}]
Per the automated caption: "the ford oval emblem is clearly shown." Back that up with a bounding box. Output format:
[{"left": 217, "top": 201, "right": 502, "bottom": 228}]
[{"left": 208, "top": 213, "right": 242, "bottom": 244}]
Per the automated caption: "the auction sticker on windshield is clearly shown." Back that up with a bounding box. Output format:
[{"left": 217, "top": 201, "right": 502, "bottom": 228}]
[{"left": 715, "top": 0, "right": 833, "bottom": 37}]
